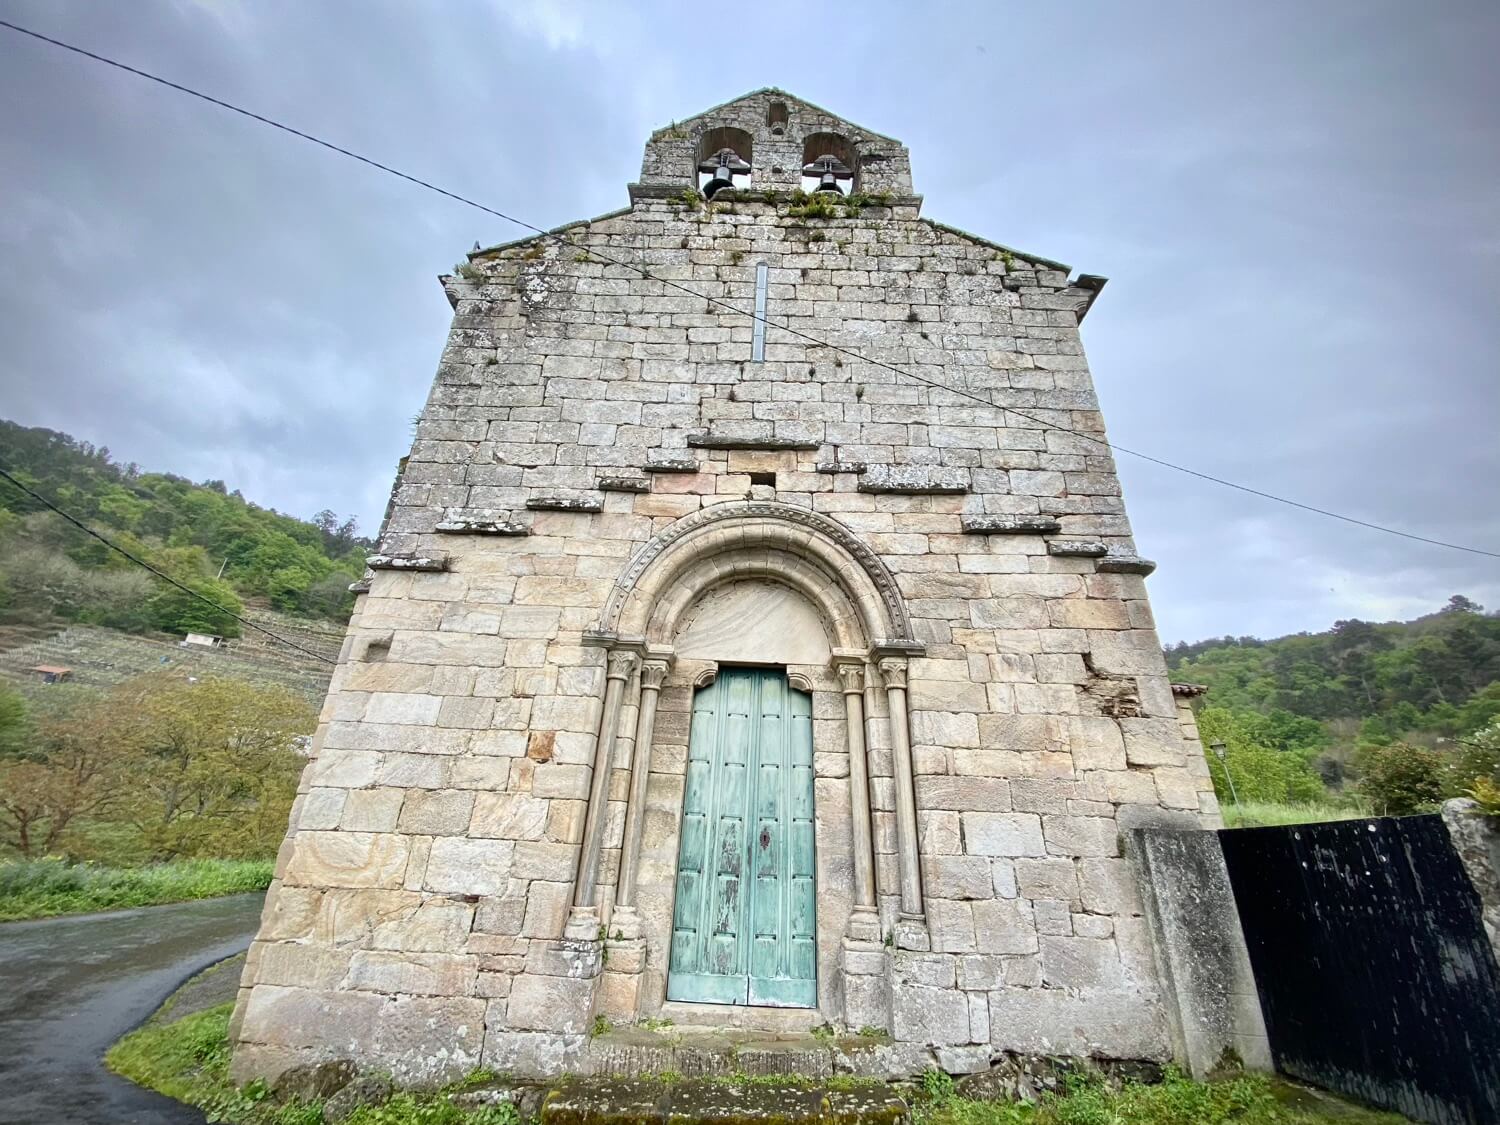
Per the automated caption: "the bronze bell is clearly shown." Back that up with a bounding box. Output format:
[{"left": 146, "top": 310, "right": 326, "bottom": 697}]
[
  {"left": 699, "top": 147, "right": 749, "bottom": 199},
  {"left": 705, "top": 160, "right": 733, "bottom": 198},
  {"left": 804, "top": 153, "right": 851, "bottom": 196}
]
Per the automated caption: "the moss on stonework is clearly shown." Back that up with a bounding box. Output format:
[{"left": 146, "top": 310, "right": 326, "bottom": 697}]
[
  {"left": 107, "top": 995, "right": 1410, "bottom": 1125},
  {"left": 107, "top": 1003, "right": 519, "bottom": 1125}
]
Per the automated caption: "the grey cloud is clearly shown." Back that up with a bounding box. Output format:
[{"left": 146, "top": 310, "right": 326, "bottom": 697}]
[{"left": 1, "top": 0, "right": 1495, "bottom": 641}]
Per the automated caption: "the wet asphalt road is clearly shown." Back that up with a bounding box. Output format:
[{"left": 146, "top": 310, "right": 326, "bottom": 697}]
[{"left": 0, "top": 893, "right": 264, "bottom": 1125}]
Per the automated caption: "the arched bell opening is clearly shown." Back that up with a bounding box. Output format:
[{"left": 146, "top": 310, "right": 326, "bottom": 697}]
[
  {"left": 767, "top": 100, "right": 789, "bottom": 136},
  {"left": 696, "top": 125, "right": 754, "bottom": 197},
  {"left": 800, "top": 132, "right": 857, "bottom": 196}
]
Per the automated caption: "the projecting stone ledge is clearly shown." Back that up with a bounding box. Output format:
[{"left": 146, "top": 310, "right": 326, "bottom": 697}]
[
  {"left": 434, "top": 509, "right": 529, "bottom": 536},
  {"left": 365, "top": 553, "right": 449, "bottom": 571},
  {"left": 1046, "top": 540, "right": 1108, "bottom": 558},
  {"left": 643, "top": 454, "right": 698, "bottom": 473},
  {"left": 960, "top": 515, "right": 1063, "bottom": 535},
  {"left": 857, "top": 466, "right": 970, "bottom": 494},
  {"left": 686, "top": 431, "right": 821, "bottom": 451},
  {"left": 526, "top": 495, "right": 605, "bottom": 514},
  {"left": 815, "top": 460, "right": 868, "bottom": 474},
  {"left": 598, "top": 476, "right": 650, "bottom": 493},
  {"left": 1098, "top": 555, "right": 1158, "bottom": 575}
]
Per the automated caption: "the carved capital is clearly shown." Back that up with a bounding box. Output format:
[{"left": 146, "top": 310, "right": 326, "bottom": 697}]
[
  {"left": 607, "top": 650, "right": 640, "bottom": 682},
  {"left": 834, "top": 660, "right": 865, "bottom": 694},
  {"left": 878, "top": 658, "right": 908, "bottom": 691},
  {"left": 639, "top": 659, "right": 669, "bottom": 692}
]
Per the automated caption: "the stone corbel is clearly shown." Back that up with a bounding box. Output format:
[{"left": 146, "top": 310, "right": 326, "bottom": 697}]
[{"left": 692, "top": 665, "right": 719, "bottom": 689}]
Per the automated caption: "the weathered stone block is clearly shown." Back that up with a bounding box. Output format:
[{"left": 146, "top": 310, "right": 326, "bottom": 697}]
[
  {"left": 963, "top": 813, "right": 1044, "bottom": 857},
  {"left": 1077, "top": 858, "right": 1143, "bottom": 916},
  {"left": 423, "top": 837, "right": 515, "bottom": 895},
  {"left": 1015, "top": 857, "right": 1079, "bottom": 902},
  {"left": 988, "top": 989, "right": 1168, "bottom": 1059},
  {"left": 285, "top": 833, "right": 411, "bottom": 890},
  {"left": 397, "top": 789, "right": 476, "bottom": 836},
  {"left": 972, "top": 899, "right": 1039, "bottom": 955},
  {"left": 346, "top": 950, "right": 478, "bottom": 996},
  {"left": 504, "top": 972, "right": 597, "bottom": 1033}
]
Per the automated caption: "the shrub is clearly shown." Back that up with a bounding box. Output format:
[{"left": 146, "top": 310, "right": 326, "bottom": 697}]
[{"left": 1355, "top": 742, "right": 1444, "bottom": 815}]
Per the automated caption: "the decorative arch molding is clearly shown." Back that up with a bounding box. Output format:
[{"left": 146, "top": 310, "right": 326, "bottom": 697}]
[{"left": 596, "top": 501, "right": 916, "bottom": 647}]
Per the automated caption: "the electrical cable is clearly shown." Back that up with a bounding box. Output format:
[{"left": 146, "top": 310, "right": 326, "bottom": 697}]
[
  {"left": 0, "top": 466, "right": 340, "bottom": 665},
  {"left": 3, "top": 17, "right": 1496, "bottom": 561}
]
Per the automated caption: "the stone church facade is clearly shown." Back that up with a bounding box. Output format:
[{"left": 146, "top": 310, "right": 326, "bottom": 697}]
[{"left": 231, "top": 90, "right": 1223, "bottom": 1084}]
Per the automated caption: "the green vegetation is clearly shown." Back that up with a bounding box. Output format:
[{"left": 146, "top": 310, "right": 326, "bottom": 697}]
[
  {"left": 0, "top": 856, "right": 272, "bottom": 922},
  {"left": 1219, "top": 802, "right": 1370, "bottom": 829},
  {"left": 1170, "top": 598, "right": 1500, "bottom": 823},
  {"left": 914, "top": 1068, "right": 1404, "bottom": 1125},
  {"left": 0, "top": 673, "right": 314, "bottom": 872},
  {"left": 785, "top": 189, "right": 840, "bottom": 219},
  {"left": 107, "top": 1003, "right": 519, "bottom": 1125},
  {"left": 0, "top": 420, "right": 369, "bottom": 634},
  {"left": 111, "top": 1007, "right": 1403, "bottom": 1125}
]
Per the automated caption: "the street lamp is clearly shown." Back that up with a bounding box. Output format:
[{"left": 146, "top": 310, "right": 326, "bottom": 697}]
[{"left": 1209, "top": 740, "right": 1241, "bottom": 818}]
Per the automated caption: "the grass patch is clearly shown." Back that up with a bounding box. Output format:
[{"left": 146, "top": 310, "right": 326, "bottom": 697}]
[
  {"left": 108, "top": 1003, "right": 519, "bottom": 1124},
  {"left": 1220, "top": 801, "right": 1371, "bottom": 829},
  {"left": 916, "top": 1069, "right": 1406, "bottom": 1124},
  {"left": 0, "top": 857, "right": 273, "bottom": 922}
]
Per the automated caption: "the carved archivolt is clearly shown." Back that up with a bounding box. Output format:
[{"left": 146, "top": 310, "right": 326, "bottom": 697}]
[{"left": 598, "top": 501, "right": 915, "bottom": 646}]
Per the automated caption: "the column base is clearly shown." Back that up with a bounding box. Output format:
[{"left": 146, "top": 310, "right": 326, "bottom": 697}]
[
  {"left": 611, "top": 904, "right": 644, "bottom": 941},
  {"left": 841, "top": 935, "right": 891, "bottom": 1031},
  {"left": 893, "top": 912, "right": 930, "bottom": 951},
  {"left": 845, "top": 905, "right": 882, "bottom": 944},
  {"left": 563, "top": 904, "right": 602, "bottom": 942},
  {"left": 599, "top": 935, "right": 648, "bottom": 1021}
]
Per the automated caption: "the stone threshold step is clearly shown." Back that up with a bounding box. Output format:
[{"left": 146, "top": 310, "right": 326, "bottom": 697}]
[{"left": 536, "top": 1078, "right": 909, "bottom": 1125}]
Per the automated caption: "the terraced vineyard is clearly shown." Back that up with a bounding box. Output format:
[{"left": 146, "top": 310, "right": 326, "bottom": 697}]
[{"left": 0, "top": 611, "right": 336, "bottom": 705}]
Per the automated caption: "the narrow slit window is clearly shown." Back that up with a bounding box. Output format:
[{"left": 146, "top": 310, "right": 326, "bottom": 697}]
[{"left": 752, "top": 261, "right": 769, "bottom": 362}]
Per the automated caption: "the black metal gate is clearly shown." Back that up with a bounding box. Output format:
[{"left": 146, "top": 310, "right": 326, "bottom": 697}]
[{"left": 1220, "top": 815, "right": 1500, "bottom": 1125}]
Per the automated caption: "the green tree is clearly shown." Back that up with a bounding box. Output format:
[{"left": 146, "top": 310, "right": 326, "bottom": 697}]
[
  {"left": 1197, "top": 706, "right": 1328, "bottom": 805},
  {"left": 146, "top": 576, "right": 244, "bottom": 638},
  {"left": 1355, "top": 742, "right": 1444, "bottom": 816}
]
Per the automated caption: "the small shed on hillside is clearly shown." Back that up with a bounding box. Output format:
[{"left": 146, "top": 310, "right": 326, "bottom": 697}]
[{"left": 31, "top": 665, "right": 72, "bottom": 684}]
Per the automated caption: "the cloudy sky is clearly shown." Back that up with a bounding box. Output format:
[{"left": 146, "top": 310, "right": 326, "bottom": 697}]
[{"left": 2, "top": 0, "right": 1496, "bottom": 642}]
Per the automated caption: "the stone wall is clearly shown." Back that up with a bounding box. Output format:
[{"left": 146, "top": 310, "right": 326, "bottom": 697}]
[{"left": 231, "top": 91, "right": 1219, "bottom": 1084}]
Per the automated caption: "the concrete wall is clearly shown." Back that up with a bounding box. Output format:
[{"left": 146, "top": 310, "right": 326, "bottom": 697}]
[{"left": 1129, "top": 827, "right": 1271, "bottom": 1077}]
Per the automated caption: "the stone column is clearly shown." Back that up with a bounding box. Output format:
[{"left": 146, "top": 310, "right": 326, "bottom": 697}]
[
  {"left": 612, "top": 656, "right": 670, "bottom": 940},
  {"left": 836, "top": 657, "right": 880, "bottom": 942},
  {"left": 566, "top": 648, "right": 638, "bottom": 939},
  {"left": 880, "top": 657, "right": 925, "bottom": 933}
]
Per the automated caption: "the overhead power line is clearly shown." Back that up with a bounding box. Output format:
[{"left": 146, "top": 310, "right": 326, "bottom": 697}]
[
  {"left": 0, "top": 466, "right": 339, "bottom": 666},
  {"left": 4, "top": 17, "right": 1497, "bottom": 562}
]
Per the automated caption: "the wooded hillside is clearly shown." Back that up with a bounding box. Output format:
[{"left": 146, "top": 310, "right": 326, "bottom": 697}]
[
  {"left": 0, "top": 420, "right": 372, "bottom": 637},
  {"left": 1167, "top": 597, "right": 1500, "bottom": 815}
]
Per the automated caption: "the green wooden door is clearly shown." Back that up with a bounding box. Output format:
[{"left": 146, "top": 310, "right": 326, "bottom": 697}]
[{"left": 667, "top": 668, "right": 817, "bottom": 1007}]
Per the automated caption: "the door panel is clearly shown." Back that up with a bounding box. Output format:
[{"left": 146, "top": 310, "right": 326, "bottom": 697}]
[{"left": 667, "top": 668, "right": 816, "bottom": 1007}]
